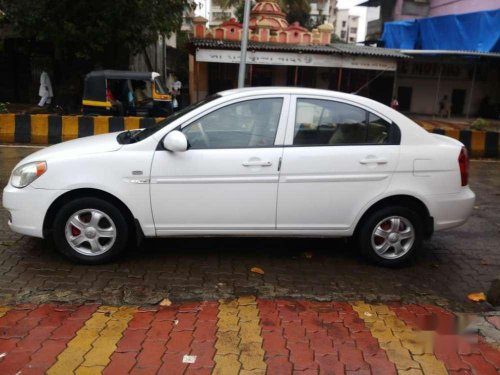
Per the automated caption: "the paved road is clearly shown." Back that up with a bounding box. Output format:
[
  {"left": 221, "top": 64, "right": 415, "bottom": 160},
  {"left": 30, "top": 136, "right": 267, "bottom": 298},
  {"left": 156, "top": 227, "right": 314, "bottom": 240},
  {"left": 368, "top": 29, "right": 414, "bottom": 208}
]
[
  {"left": 0, "top": 146, "right": 499, "bottom": 311},
  {"left": 1, "top": 300, "right": 499, "bottom": 375}
]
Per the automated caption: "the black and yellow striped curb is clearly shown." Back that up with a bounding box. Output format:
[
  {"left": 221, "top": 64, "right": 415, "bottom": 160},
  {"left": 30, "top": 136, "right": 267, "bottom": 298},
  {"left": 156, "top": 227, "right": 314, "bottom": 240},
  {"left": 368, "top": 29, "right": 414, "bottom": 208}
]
[
  {"left": 0, "top": 114, "right": 163, "bottom": 145},
  {"left": 434, "top": 128, "right": 499, "bottom": 158},
  {"left": 0, "top": 114, "right": 499, "bottom": 158},
  {"left": 417, "top": 121, "right": 499, "bottom": 159}
]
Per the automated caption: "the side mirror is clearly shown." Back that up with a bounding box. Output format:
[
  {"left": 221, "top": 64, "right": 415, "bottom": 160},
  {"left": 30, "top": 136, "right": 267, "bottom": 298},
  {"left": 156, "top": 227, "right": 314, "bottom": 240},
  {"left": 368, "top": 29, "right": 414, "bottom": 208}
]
[{"left": 163, "top": 130, "right": 188, "bottom": 152}]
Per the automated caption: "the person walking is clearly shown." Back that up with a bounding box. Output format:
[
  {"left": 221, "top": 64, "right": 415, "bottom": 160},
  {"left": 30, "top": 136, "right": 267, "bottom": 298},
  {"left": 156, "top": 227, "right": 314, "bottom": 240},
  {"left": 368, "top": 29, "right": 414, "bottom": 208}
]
[{"left": 38, "top": 70, "right": 53, "bottom": 107}]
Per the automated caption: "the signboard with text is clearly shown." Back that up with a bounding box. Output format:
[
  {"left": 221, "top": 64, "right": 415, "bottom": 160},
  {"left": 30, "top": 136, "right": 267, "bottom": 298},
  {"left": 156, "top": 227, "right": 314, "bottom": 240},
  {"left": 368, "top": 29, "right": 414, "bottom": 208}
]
[{"left": 196, "top": 49, "right": 397, "bottom": 71}]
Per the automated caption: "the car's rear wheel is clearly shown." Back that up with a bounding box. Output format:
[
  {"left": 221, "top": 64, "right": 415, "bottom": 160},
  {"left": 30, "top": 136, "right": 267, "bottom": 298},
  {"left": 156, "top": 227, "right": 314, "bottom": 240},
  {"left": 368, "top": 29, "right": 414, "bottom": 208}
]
[
  {"left": 52, "top": 197, "right": 129, "bottom": 264},
  {"left": 357, "top": 206, "right": 423, "bottom": 266}
]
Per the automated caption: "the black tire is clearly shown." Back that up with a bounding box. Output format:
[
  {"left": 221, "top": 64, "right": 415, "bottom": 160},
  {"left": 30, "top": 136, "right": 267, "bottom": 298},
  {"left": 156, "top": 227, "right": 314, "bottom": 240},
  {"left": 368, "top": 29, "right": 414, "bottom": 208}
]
[
  {"left": 357, "top": 206, "right": 423, "bottom": 267},
  {"left": 52, "top": 197, "right": 129, "bottom": 264}
]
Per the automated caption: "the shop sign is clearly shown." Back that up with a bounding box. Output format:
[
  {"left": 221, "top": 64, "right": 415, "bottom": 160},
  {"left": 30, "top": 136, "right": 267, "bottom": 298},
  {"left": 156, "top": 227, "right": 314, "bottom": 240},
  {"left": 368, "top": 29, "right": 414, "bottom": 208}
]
[{"left": 196, "top": 49, "right": 397, "bottom": 71}]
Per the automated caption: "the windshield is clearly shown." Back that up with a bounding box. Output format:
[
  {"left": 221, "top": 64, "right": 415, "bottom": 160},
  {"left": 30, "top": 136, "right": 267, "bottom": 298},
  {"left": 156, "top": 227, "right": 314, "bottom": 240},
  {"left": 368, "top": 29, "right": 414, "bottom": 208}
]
[
  {"left": 154, "top": 78, "right": 167, "bottom": 95},
  {"left": 125, "top": 94, "right": 221, "bottom": 143}
]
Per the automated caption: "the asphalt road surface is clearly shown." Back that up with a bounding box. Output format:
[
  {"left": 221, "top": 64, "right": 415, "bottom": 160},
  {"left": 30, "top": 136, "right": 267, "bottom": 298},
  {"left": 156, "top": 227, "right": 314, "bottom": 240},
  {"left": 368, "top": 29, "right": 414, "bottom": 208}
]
[{"left": 0, "top": 145, "right": 499, "bottom": 311}]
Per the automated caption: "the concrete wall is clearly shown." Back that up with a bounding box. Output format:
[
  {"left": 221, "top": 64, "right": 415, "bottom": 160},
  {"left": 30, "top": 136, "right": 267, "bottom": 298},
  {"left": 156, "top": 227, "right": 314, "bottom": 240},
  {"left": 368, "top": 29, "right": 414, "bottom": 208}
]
[
  {"left": 429, "top": 0, "right": 500, "bottom": 16},
  {"left": 397, "top": 62, "right": 499, "bottom": 116},
  {"left": 335, "top": 10, "right": 360, "bottom": 43},
  {"left": 393, "top": 0, "right": 500, "bottom": 20}
]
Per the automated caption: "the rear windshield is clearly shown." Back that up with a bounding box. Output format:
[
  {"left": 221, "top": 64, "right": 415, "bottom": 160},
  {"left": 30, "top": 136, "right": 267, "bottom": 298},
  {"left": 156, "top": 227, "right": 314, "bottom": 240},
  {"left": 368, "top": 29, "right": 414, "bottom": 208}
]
[{"left": 120, "top": 94, "right": 221, "bottom": 143}]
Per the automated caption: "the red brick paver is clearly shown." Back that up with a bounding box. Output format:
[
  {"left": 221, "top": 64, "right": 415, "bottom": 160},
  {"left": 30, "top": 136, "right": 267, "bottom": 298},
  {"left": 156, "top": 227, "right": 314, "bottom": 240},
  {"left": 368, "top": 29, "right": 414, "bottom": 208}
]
[{"left": 0, "top": 301, "right": 497, "bottom": 374}]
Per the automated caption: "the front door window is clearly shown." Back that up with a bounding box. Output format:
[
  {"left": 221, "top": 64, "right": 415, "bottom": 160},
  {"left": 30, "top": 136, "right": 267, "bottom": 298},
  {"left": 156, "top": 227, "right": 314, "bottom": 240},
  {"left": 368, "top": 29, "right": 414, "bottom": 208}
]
[{"left": 182, "top": 98, "right": 283, "bottom": 149}]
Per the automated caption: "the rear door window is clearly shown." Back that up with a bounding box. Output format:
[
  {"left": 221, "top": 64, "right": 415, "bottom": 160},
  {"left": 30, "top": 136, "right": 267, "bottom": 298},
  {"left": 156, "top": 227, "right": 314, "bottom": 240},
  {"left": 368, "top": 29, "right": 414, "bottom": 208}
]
[{"left": 293, "top": 99, "right": 394, "bottom": 146}]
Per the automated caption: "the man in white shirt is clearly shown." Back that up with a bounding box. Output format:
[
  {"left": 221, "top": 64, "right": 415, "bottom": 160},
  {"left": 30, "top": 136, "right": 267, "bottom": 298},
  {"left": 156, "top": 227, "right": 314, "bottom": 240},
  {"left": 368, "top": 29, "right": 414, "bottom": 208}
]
[{"left": 38, "top": 71, "right": 53, "bottom": 107}]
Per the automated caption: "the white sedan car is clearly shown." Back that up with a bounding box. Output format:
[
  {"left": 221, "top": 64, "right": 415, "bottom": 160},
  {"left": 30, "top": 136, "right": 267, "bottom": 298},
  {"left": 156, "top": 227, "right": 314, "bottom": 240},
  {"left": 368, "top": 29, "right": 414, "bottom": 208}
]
[{"left": 3, "top": 87, "right": 475, "bottom": 266}]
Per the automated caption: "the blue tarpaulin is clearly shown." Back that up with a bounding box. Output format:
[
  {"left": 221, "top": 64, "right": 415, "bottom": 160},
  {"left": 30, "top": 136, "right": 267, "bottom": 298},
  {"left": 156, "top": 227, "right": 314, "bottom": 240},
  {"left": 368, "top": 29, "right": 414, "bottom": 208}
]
[
  {"left": 382, "top": 20, "right": 420, "bottom": 49},
  {"left": 381, "top": 9, "right": 500, "bottom": 52}
]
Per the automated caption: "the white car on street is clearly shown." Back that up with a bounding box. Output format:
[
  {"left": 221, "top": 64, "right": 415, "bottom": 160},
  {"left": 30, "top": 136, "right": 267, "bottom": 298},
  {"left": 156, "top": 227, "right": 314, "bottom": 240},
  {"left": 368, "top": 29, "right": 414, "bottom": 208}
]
[{"left": 3, "top": 88, "right": 475, "bottom": 266}]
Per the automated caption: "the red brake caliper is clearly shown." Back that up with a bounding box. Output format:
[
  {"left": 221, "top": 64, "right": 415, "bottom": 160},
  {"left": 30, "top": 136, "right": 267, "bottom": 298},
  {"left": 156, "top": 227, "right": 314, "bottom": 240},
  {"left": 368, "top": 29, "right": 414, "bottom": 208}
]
[
  {"left": 375, "top": 220, "right": 391, "bottom": 245},
  {"left": 71, "top": 216, "right": 81, "bottom": 236},
  {"left": 71, "top": 226, "right": 81, "bottom": 236}
]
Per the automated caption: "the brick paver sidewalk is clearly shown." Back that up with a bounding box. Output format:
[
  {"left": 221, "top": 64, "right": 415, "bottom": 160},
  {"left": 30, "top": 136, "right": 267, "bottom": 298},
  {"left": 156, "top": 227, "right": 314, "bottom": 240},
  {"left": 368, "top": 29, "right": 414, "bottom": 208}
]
[{"left": 0, "top": 298, "right": 498, "bottom": 374}]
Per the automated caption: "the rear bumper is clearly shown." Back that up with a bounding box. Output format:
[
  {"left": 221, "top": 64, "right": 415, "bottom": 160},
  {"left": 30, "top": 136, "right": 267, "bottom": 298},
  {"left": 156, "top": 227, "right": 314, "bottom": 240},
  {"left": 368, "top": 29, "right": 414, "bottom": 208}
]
[
  {"left": 425, "top": 187, "right": 475, "bottom": 231},
  {"left": 2, "top": 184, "right": 66, "bottom": 238}
]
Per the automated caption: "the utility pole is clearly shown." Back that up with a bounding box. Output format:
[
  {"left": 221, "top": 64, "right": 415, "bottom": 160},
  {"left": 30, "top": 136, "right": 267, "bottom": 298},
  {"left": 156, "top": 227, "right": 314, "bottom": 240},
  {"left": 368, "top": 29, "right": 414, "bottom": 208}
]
[{"left": 238, "top": 0, "right": 252, "bottom": 88}]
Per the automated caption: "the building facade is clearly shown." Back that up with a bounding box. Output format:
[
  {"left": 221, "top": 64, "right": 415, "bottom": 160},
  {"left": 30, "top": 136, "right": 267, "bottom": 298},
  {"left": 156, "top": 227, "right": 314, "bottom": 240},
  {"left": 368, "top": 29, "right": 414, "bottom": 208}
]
[
  {"left": 208, "top": 0, "right": 239, "bottom": 26},
  {"left": 190, "top": 0, "right": 341, "bottom": 29},
  {"left": 334, "top": 9, "right": 360, "bottom": 43},
  {"left": 394, "top": 53, "right": 499, "bottom": 117},
  {"left": 310, "top": 0, "right": 337, "bottom": 27},
  {"left": 187, "top": 0, "right": 407, "bottom": 104},
  {"left": 361, "top": 0, "right": 500, "bottom": 39}
]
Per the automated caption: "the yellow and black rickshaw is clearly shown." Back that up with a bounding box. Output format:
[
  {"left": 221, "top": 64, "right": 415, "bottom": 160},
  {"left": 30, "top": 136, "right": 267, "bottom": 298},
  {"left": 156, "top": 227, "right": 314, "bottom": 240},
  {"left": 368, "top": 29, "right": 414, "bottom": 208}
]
[{"left": 82, "top": 70, "right": 173, "bottom": 117}]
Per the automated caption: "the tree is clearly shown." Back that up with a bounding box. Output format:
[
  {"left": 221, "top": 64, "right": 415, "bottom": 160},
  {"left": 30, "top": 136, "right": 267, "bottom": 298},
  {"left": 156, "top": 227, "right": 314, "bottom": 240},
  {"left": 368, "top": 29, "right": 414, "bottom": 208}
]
[
  {"left": 282, "top": 0, "right": 311, "bottom": 27},
  {"left": 235, "top": 1, "right": 254, "bottom": 23},
  {"left": 0, "top": 0, "right": 192, "bottom": 67},
  {"left": 331, "top": 33, "right": 346, "bottom": 44},
  {"left": 219, "top": 0, "right": 243, "bottom": 11}
]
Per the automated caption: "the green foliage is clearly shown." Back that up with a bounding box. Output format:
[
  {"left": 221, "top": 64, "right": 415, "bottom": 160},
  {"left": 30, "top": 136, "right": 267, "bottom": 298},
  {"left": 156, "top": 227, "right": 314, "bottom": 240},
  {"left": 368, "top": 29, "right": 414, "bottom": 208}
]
[
  {"left": 219, "top": 0, "right": 242, "bottom": 10},
  {"left": 0, "top": 0, "right": 192, "bottom": 63},
  {"left": 280, "top": 0, "right": 311, "bottom": 28},
  {"left": 331, "top": 33, "right": 346, "bottom": 43},
  {"left": 470, "top": 118, "right": 492, "bottom": 131},
  {"left": 174, "top": 31, "right": 190, "bottom": 84},
  {"left": 235, "top": 1, "right": 255, "bottom": 23},
  {"left": 0, "top": 102, "right": 9, "bottom": 114}
]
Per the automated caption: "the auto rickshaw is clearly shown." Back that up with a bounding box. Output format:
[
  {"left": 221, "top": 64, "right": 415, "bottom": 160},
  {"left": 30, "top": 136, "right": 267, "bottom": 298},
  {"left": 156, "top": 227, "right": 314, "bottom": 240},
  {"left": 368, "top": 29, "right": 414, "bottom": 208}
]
[{"left": 82, "top": 70, "right": 173, "bottom": 117}]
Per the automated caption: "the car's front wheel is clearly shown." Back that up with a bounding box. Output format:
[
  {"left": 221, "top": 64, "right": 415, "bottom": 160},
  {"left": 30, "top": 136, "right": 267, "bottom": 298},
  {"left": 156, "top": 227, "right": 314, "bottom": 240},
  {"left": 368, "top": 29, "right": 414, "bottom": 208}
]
[
  {"left": 357, "top": 206, "right": 423, "bottom": 267},
  {"left": 52, "top": 197, "right": 129, "bottom": 264}
]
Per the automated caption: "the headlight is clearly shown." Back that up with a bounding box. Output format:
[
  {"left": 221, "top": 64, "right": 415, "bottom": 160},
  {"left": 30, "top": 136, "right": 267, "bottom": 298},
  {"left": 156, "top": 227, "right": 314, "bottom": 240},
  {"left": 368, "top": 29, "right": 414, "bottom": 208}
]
[{"left": 11, "top": 161, "right": 47, "bottom": 188}]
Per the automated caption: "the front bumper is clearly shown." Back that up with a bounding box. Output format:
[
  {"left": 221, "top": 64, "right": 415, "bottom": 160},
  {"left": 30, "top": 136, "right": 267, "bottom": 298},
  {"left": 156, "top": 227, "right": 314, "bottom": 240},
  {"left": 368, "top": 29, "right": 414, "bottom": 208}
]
[
  {"left": 426, "top": 186, "right": 476, "bottom": 231},
  {"left": 2, "top": 184, "right": 67, "bottom": 238}
]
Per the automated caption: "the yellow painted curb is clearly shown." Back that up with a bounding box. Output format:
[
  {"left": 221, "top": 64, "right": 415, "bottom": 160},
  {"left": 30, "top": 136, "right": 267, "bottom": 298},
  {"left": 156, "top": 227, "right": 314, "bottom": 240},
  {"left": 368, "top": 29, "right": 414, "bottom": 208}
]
[
  {"left": 352, "top": 302, "right": 448, "bottom": 375},
  {"left": 214, "top": 296, "right": 266, "bottom": 375},
  {"left": 47, "top": 306, "right": 136, "bottom": 375}
]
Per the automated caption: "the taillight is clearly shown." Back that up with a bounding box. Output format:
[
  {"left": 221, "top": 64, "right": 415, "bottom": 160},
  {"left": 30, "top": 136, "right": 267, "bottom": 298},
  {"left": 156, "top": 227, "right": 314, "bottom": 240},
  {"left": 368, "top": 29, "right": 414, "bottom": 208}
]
[{"left": 458, "top": 147, "right": 469, "bottom": 186}]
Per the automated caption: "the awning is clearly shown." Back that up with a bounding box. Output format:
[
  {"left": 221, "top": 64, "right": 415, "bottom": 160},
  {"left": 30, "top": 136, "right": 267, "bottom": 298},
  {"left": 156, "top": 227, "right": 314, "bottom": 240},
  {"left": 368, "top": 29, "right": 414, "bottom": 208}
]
[{"left": 191, "top": 39, "right": 409, "bottom": 71}]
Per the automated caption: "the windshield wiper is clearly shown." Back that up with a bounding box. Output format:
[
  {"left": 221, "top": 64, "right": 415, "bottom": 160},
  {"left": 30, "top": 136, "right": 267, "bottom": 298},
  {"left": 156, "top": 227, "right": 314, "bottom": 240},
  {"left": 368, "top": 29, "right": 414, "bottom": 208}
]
[{"left": 117, "top": 129, "right": 142, "bottom": 144}]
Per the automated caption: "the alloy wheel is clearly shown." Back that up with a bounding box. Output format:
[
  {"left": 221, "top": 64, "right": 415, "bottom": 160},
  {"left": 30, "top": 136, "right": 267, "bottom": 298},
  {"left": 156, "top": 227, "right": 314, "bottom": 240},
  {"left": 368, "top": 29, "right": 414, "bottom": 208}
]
[
  {"left": 64, "top": 209, "right": 117, "bottom": 256},
  {"left": 370, "top": 216, "right": 415, "bottom": 259}
]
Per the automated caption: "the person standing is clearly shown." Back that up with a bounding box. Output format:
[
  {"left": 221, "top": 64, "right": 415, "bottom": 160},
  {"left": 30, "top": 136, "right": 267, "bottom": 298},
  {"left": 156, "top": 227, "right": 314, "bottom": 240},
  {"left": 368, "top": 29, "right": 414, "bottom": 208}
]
[
  {"left": 38, "top": 70, "right": 53, "bottom": 107},
  {"left": 439, "top": 95, "right": 451, "bottom": 118},
  {"left": 390, "top": 97, "right": 399, "bottom": 111},
  {"left": 171, "top": 77, "right": 182, "bottom": 110}
]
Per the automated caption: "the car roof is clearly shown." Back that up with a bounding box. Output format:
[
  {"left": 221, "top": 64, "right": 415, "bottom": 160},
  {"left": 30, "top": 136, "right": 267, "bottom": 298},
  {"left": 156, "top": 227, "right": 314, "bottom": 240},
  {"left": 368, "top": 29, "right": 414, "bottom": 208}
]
[
  {"left": 219, "top": 86, "right": 340, "bottom": 96},
  {"left": 218, "top": 86, "right": 376, "bottom": 104},
  {"left": 218, "top": 87, "right": 388, "bottom": 113}
]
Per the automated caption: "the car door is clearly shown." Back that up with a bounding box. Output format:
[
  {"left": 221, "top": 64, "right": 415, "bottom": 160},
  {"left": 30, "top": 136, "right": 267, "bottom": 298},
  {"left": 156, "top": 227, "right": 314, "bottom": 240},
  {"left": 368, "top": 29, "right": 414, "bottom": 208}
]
[
  {"left": 150, "top": 95, "right": 289, "bottom": 234},
  {"left": 277, "top": 95, "right": 400, "bottom": 232}
]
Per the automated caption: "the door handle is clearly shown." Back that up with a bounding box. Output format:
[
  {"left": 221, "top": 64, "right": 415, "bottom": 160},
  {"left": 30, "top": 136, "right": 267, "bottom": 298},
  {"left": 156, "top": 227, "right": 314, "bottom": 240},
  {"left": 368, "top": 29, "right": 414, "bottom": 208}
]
[
  {"left": 359, "top": 157, "right": 388, "bottom": 165},
  {"left": 242, "top": 160, "right": 272, "bottom": 167}
]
